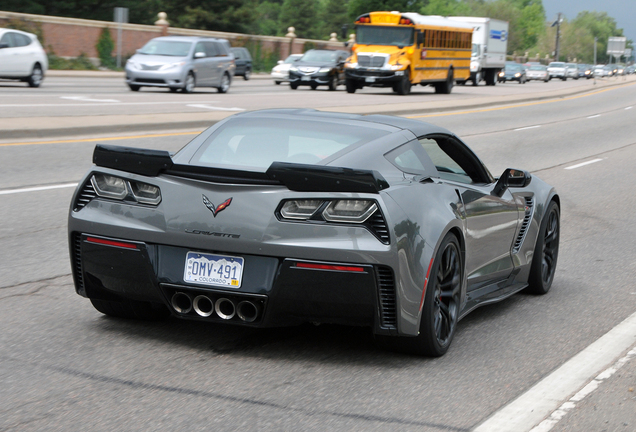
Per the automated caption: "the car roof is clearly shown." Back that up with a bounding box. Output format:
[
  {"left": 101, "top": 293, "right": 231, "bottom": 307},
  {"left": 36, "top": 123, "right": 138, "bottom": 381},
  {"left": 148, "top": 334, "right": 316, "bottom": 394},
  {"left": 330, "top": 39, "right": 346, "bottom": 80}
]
[
  {"left": 150, "top": 36, "right": 227, "bottom": 42},
  {"left": 233, "top": 109, "right": 451, "bottom": 137}
]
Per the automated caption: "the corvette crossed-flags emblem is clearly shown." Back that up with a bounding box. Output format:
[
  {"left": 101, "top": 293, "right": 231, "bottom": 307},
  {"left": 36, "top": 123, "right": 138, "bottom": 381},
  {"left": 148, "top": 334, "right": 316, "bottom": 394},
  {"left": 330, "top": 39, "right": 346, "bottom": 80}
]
[{"left": 202, "top": 195, "right": 232, "bottom": 217}]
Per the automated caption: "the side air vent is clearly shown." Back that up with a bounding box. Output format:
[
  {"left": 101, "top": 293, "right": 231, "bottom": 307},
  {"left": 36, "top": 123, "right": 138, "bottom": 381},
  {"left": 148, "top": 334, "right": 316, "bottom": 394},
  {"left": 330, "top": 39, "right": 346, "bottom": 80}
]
[
  {"left": 376, "top": 266, "right": 397, "bottom": 329},
  {"left": 513, "top": 197, "right": 534, "bottom": 253},
  {"left": 366, "top": 210, "right": 390, "bottom": 244},
  {"left": 71, "top": 233, "right": 84, "bottom": 291},
  {"left": 73, "top": 180, "right": 96, "bottom": 211}
]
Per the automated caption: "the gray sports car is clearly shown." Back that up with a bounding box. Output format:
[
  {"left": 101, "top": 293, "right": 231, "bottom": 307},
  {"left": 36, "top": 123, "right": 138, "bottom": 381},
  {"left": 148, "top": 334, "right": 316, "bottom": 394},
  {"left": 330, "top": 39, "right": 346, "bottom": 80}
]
[{"left": 68, "top": 109, "right": 560, "bottom": 356}]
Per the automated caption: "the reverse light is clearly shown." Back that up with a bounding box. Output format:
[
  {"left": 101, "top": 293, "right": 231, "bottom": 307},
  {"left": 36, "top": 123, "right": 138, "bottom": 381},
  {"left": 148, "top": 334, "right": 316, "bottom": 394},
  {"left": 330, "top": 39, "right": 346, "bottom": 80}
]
[
  {"left": 280, "top": 199, "right": 322, "bottom": 220},
  {"left": 322, "top": 200, "right": 377, "bottom": 223},
  {"left": 130, "top": 181, "right": 161, "bottom": 205}
]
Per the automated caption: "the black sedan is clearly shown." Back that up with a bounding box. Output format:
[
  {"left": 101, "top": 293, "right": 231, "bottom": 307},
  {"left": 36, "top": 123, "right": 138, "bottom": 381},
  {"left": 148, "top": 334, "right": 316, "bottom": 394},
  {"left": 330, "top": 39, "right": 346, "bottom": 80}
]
[
  {"left": 498, "top": 63, "right": 527, "bottom": 84},
  {"left": 288, "top": 49, "right": 349, "bottom": 91},
  {"left": 68, "top": 109, "right": 560, "bottom": 356}
]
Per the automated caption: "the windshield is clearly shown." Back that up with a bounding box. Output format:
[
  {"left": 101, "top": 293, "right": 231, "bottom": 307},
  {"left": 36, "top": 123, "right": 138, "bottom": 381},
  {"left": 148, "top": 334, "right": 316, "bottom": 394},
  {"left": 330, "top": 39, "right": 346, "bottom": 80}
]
[
  {"left": 506, "top": 64, "right": 522, "bottom": 71},
  {"left": 529, "top": 65, "right": 545, "bottom": 70},
  {"left": 549, "top": 62, "right": 565, "bottom": 67},
  {"left": 190, "top": 118, "right": 391, "bottom": 171},
  {"left": 356, "top": 25, "right": 414, "bottom": 47},
  {"left": 301, "top": 50, "right": 339, "bottom": 62},
  {"left": 471, "top": 43, "right": 479, "bottom": 57},
  {"left": 138, "top": 40, "right": 192, "bottom": 56},
  {"left": 284, "top": 55, "right": 301, "bottom": 64}
]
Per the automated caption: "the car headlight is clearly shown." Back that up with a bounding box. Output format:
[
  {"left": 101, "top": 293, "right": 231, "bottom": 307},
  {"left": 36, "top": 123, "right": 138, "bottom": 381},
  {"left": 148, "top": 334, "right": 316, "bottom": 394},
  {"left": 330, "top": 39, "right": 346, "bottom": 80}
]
[
  {"left": 280, "top": 200, "right": 322, "bottom": 219},
  {"left": 289, "top": 67, "right": 298, "bottom": 72},
  {"left": 499, "top": 72, "right": 504, "bottom": 77},
  {"left": 159, "top": 61, "right": 185, "bottom": 71},
  {"left": 90, "top": 173, "right": 161, "bottom": 205},
  {"left": 322, "top": 200, "right": 377, "bottom": 223},
  {"left": 345, "top": 62, "right": 358, "bottom": 69},
  {"left": 515, "top": 73, "right": 521, "bottom": 77},
  {"left": 126, "top": 60, "right": 139, "bottom": 70},
  {"left": 318, "top": 67, "right": 331, "bottom": 73},
  {"left": 390, "top": 64, "right": 405, "bottom": 71}
]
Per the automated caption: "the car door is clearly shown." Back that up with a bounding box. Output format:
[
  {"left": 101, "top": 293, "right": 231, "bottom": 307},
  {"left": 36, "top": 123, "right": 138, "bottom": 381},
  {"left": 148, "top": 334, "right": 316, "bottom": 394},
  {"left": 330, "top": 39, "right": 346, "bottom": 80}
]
[
  {"left": 418, "top": 135, "right": 520, "bottom": 290},
  {"left": 192, "top": 41, "right": 211, "bottom": 85},
  {"left": 0, "top": 32, "right": 26, "bottom": 75},
  {"left": 204, "top": 41, "right": 223, "bottom": 86}
]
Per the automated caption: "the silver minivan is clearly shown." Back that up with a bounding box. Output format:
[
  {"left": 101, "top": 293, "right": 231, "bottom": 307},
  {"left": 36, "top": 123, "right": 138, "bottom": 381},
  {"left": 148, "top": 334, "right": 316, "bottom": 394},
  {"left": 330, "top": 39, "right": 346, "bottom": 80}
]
[{"left": 125, "top": 36, "right": 236, "bottom": 93}]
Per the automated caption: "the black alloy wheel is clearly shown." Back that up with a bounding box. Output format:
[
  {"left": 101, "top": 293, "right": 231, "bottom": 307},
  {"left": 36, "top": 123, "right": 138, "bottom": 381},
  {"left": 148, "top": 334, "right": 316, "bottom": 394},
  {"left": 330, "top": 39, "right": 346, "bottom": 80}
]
[{"left": 527, "top": 201, "right": 560, "bottom": 294}]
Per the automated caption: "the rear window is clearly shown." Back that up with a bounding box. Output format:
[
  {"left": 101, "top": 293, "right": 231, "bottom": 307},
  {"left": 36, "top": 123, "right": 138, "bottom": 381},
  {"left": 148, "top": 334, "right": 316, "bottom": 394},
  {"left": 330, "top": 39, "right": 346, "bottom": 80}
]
[{"left": 189, "top": 118, "right": 391, "bottom": 170}]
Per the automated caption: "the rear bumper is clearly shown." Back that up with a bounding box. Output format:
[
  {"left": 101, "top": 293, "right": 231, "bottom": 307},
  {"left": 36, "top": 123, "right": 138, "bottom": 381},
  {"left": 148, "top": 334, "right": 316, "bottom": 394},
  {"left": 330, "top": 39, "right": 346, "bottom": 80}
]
[{"left": 70, "top": 232, "right": 398, "bottom": 335}]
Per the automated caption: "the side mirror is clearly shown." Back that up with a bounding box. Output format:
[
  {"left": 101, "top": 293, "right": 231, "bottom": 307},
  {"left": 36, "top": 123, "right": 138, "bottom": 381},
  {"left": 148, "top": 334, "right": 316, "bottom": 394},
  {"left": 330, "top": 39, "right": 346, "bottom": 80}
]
[
  {"left": 194, "top": 51, "right": 205, "bottom": 59},
  {"left": 493, "top": 168, "right": 531, "bottom": 197}
]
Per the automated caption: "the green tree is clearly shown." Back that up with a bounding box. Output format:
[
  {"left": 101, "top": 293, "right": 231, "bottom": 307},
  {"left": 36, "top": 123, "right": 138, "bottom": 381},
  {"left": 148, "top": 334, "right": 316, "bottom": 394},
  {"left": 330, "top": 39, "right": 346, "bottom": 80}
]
[
  {"left": 96, "top": 27, "right": 115, "bottom": 68},
  {"left": 318, "top": 0, "right": 351, "bottom": 40},
  {"left": 348, "top": 0, "right": 425, "bottom": 22},
  {"left": 421, "top": 0, "right": 472, "bottom": 16},
  {"left": 279, "top": 0, "right": 319, "bottom": 39}
]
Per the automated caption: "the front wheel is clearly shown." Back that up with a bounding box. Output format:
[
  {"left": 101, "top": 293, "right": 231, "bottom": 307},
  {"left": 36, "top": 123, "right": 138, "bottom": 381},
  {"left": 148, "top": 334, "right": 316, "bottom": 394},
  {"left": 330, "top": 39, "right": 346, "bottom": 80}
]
[
  {"left": 217, "top": 73, "right": 230, "bottom": 93},
  {"left": 182, "top": 72, "right": 196, "bottom": 93},
  {"left": 328, "top": 76, "right": 338, "bottom": 91},
  {"left": 345, "top": 79, "right": 357, "bottom": 93},
  {"left": 527, "top": 201, "right": 560, "bottom": 294},
  {"left": 290, "top": 82, "right": 298, "bottom": 90},
  {"left": 243, "top": 68, "right": 251, "bottom": 80},
  {"left": 395, "top": 70, "right": 411, "bottom": 95},
  {"left": 128, "top": 84, "right": 141, "bottom": 91},
  {"left": 27, "top": 64, "right": 43, "bottom": 87}
]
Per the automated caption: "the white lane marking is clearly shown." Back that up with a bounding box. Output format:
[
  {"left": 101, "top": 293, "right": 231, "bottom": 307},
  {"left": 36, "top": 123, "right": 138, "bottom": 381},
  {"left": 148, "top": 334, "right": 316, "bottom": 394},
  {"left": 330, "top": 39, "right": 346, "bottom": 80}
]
[
  {"left": 61, "top": 96, "right": 121, "bottom": 103},
  {"left": 187, "top": 104, "right": 245, "bottom": 112},
  {"left": 514, "top": 125, "right": 541, "bottom": 131},
  {"left": 564, "top": 158, "right": 603, "bottom": 170},
  {"left": 473, "top": 310, "right": 636, "bottom": 432},
  {"left": 0, "top": 183, "right": 78, "bottom": 195},
  {"left": 587, "top": 114, "right": 601, "bottom": 119},
  {"left": 530, "top": 348, "right": 636, "bottom": 432},
  {"left": 0, "top": 100, "right": 220, "bottom": 108},
  {"left": 626, "top": 106, "right": 633, "bottom": 110}
]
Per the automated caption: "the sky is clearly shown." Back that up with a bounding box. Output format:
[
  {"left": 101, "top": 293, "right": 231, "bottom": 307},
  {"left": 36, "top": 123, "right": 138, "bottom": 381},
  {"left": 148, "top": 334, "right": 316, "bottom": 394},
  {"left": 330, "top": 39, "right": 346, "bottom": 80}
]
[{"left": 542, "top": 0, "right": 635, "bottom": 45}]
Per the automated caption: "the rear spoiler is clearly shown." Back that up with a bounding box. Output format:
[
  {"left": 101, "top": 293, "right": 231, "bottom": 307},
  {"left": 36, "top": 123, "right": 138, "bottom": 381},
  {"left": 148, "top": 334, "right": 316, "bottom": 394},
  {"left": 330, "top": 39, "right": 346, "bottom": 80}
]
[{"left": 93, "top": 144, "right": 389, "bottom": 193}]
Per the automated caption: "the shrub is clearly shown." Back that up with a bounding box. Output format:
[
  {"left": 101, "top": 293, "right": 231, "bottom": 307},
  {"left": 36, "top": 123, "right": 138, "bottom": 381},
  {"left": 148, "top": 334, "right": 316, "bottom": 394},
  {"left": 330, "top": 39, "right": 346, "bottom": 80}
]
[{"left": 96, "top": 27, "right": 115, "bottom": 69}]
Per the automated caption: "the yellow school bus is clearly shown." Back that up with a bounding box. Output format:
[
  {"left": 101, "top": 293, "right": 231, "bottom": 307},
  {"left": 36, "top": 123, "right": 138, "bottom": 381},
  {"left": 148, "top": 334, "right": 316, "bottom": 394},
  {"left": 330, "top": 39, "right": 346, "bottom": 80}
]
[{"left": 344, "top": 11, "right": 473, "bottom": 95}]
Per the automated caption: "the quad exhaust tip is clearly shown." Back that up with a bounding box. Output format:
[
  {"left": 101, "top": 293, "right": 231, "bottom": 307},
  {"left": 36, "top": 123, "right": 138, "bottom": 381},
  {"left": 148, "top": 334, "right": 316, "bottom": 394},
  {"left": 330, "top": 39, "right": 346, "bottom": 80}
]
[
  {"left": 193, "top": 295, "right": 214, "bottom": 317},
  {"left": 170, "top": 291, "right": 261, "bottom": 322},
  {"left": 171, "top": 292, "right": 192, "bottom": 314},
  {"left": 237, "top": 300, "right": 260, "bottom": 323},
  {"left": 215, "top": 298, "right": 236, "bottom": 320}
]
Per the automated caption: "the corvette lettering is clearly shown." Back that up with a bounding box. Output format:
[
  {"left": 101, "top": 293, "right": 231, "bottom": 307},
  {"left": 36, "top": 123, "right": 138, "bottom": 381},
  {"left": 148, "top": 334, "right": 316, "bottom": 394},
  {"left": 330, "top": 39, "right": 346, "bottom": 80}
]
[{"left": 184, "top": 229, "right": 240, "bottom": 238}]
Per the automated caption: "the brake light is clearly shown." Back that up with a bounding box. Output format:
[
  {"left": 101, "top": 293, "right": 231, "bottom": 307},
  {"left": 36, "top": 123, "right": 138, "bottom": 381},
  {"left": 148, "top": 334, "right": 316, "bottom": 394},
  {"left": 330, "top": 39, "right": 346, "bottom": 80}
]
[
  {"left": 86, "top": 237, "right": 138, "bottom": 249},
  {"left": 295, "top": 262, "right": 365, "bottom": 272}
]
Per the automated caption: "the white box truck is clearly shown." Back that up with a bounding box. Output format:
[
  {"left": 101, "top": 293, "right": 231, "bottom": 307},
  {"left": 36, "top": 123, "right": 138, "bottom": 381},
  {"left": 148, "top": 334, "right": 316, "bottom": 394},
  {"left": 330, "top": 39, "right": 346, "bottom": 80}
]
[{"left": 448, "top": 17, "right": 509, "bottom": 86}]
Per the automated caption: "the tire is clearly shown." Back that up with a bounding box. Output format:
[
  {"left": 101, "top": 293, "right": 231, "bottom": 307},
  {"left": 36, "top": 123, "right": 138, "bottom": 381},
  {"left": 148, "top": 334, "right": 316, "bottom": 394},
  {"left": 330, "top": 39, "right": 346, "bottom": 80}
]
[
  {"left": 169, "top": 87, "right": 178, "bottom": 93},
  {"left": 561, "top": 77, "right": 567, "bottom": 81},
  {"left": 328, "top": 76, "right": 338, "bottom": 91},
  {"left": 485, "top": 69, "right": 497, "bottom": 86},
  {"left": 376, "top": 233, "right": 462, "bottom": 357},
  {"left": 345, "top": 79, "right": 357, "bottom": 93},
  {"left": 128, "top": 84, "right": 141, "bottom": 92},
  {"left": 290, "top": 82, "right": 298, "bottom": 90},
  {"left": 27, "top": 64, "right": 43, "bottom": 87},
  {"left": 526, "top": 201, "right": 560, "bottom": 295},
  {"left": 472, "top": 71, "right": 481, "bottom": 86},
  {"left": 395, "top": 69, "right": 411, "bottom": 95},
  {"left": 310, "top": 83, "right": 318, "bottom": 90},
  {"left": 182, "top": 72, "right": 196, "bottom": 93},
  {"left": 90, "top": 298, "right": 170, "bottom": 320},
  {"left": 217, "top": 73, "right": 230, "bottom": 93},
  {"left": 435, "top": 69, "right": 453, "bottom": 94},
  {"left": 243, "top": 68, "right": 251, "bottom": 80},
  {"left": 275, "top": 81, "right": 281, "bottom": 85}
]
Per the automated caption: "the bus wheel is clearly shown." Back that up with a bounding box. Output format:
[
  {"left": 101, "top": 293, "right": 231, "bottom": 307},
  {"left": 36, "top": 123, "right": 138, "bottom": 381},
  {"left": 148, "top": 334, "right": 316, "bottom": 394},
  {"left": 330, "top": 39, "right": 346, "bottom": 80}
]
[
  {"left": 435, "top": 69, "right": 454, "bottom": 94},
  {"left": 395, "top": 70, "right": 411, "bottom": 95}
]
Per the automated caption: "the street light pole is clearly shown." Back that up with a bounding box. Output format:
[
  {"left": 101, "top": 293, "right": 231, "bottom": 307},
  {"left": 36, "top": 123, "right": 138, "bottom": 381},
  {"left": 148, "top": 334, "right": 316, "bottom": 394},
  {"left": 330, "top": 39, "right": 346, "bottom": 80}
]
[{"left": 555, "top": 13, "right": 561, "bottom": 61}]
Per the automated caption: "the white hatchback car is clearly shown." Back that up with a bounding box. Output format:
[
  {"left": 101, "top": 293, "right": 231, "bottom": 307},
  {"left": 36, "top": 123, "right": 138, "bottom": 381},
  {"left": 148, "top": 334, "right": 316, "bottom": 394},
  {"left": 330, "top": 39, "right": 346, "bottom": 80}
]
[
  {"left": 0, "top": 28, "right": 48, "bottom": 87},
  {"left": 271, "top": 54, "right": 302, "bottom": 84}
]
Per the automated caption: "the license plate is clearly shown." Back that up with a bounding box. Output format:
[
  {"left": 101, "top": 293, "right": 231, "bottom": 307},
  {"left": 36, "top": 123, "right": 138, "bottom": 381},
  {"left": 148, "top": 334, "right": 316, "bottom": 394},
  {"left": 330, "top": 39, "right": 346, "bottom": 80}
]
[
  {"left": 301, "top": 76, "right": 311, "bottom": 81},
  {"left": 184, "top": 251, "right": 244, "bottom": 288},
  {"left": 365, "top": 77, "right": 376, "bottom": 83}
]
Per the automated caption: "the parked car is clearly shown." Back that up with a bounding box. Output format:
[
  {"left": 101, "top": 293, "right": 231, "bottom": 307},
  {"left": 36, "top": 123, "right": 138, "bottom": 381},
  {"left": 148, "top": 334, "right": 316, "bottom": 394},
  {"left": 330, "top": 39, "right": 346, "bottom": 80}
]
[
  {"left": 288, "top": 49, "right": 349, "bottom": 90},
  {"left": 497, "top": 63, "right": 527, "bottom": 83},
  {"left": 271, "top": 54, "right": 302, "bottom": 84},
  {"left": 68, "top": 109, "right": 560, "bottom": 357},
  {"left": 0, "top": 28, "right": 48, "bottom": 87},
  {"left": 594, "top": 64, "right": 613, "bottom": 77},
  {"left": 525, "top": 64, "right": 550, "bottom": 82},
  {"left": 125, "top": 36, "right": 236, "bottom": 93},
  {"left": 626, "top": 65, "right": 636, "bottom": 75},
  {"left": 230, "top": 47, "right": 252, "bottom": 80},
  {"left": 547, "top": 62, "right": 567, "bottom": 80},
  {"left": 576, "top": 64, "right": 593, "bottom": 79}
]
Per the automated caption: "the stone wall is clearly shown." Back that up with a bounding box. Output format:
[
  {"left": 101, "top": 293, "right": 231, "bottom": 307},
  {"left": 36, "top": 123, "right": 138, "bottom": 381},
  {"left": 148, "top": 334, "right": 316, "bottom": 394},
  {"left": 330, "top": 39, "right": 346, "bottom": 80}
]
[{"left": 0, "top": 10, "right": 345, "bottom": 61}]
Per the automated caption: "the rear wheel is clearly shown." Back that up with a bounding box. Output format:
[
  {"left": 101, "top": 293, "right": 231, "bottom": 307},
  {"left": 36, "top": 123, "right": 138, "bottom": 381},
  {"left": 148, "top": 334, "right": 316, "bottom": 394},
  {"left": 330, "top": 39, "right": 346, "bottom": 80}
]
[
  {"left": 275, "top": 80, "right": 281, "bottom": 85},
  {"left": 376, "top": 233, "right": 462, "bottom": 357},
  {"left": 27, "top": 64, "right": 43, "bottom": 87},
  {"left": 243, "top": 68, "right": 251, "bottom": 80},
  {"left": 328, "top": 76, "right": 338, "bottom": 91},
  {"left": 90, "top": 298, "right": 170, "bottom": 320},
  {"left": 485, "top": 69, "right": 497, "bottom": 86},
  {"left": 527, "top": 201, "right": 560, "bottom": 295},
  {"left": 435, "top": 69, "right": 454, "bottom": 94},
  {"left": 345, "top": 79, "right": 357, "bottom": 93},
  {"left": 310, "top": 83, "right": 318, "bottom": 90}
]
